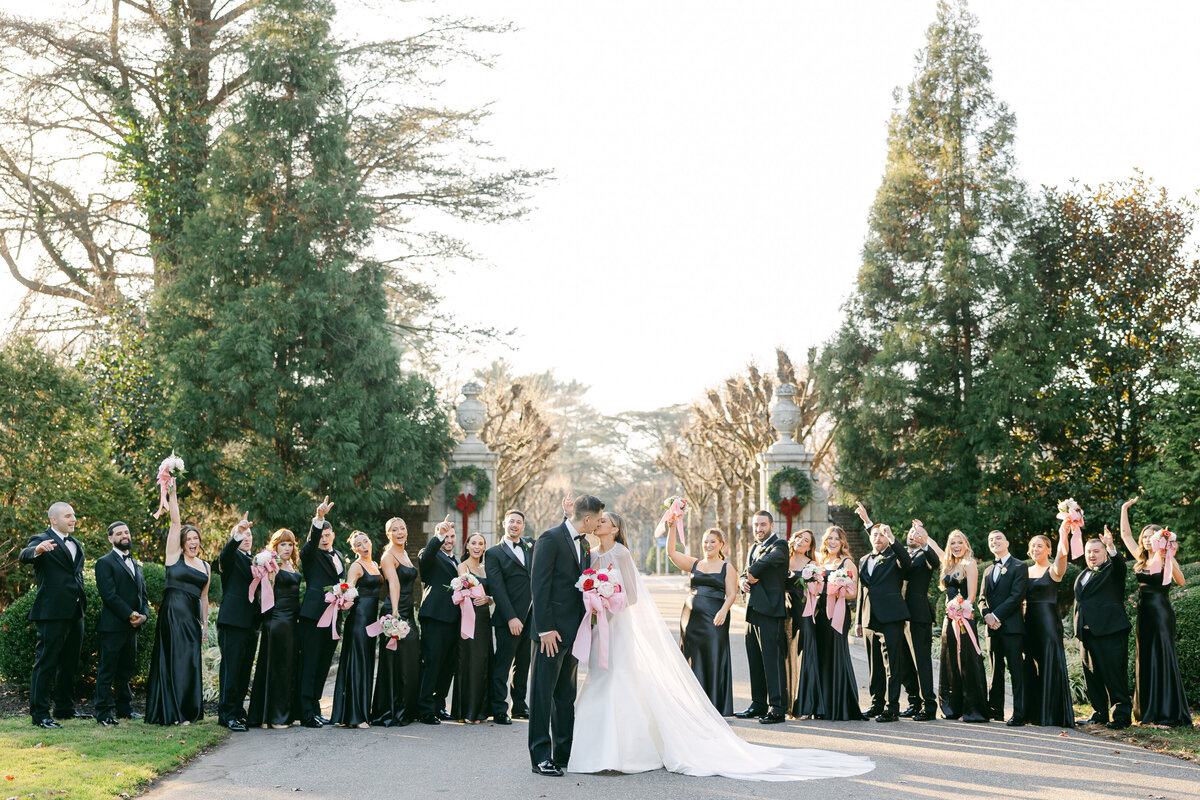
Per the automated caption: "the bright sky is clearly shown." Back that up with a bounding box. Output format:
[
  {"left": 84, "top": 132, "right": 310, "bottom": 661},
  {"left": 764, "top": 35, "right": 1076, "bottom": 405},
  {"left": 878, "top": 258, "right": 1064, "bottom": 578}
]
[{"left": 3, "top": 1, "right": 1199, "bottom": 414}]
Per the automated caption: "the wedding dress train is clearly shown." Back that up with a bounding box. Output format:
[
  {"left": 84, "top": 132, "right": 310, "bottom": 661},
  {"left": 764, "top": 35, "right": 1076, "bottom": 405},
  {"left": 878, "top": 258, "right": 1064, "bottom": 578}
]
[{"left": 566, "top": 544, "right": 874, "bottom": 781}]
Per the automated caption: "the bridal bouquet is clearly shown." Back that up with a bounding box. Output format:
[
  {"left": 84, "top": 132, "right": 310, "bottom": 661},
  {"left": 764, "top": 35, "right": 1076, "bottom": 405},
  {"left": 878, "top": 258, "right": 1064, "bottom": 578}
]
[
  {"left": 366, "top": 614, "right": 411, "bottom": 650},
  {"left": 572, "top": 567, "right": 627, "bottom": 671},
  {"left": 796, "top": 562, "right": 824, "bottom": 618},
  {"left": 944, "top": 596, "right": 981, "bottom": 666},
  {"left": 151, "top": 452, "right": 187, "bottom": 519},
  {"left": 1147, "top": 528, "right": 1178, "bottom": 586},
  {"left": 659, "top": 495, "right": 688, "bottom": 546},
  {"left": 825, "top": 568, "right": 855, "bottom": 634},
  {"left": 249, "top": 549, "right": 281, "bottom": 611},
  {"left": 317, "top": 581, "right": 358, "bottom": 639},
  {"left": 450, "top": 574, "right": 487, "bottom": 639},
  {"left": 1056, "top": 498, "right": 1085, "bottom": 559}
]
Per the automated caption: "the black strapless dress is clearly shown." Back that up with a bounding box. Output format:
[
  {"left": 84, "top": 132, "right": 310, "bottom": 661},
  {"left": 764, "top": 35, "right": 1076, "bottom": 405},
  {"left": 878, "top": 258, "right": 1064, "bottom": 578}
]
[
  {"left": 938, "top": 575, "right": 989, "bottom": 722},
  {"left": 782, "top": 569, "right": 803, "bottom": 717},
  {"left": 146, "top": 560, "right": 207, "bottom": 725},
  {"left": 1134, "top": 571, "right": 1192, "bottom": 726},
  {"left": 371, "top": 560, "right": 422, "bottom": 726},
  {"left": 680, "top": 561, "right": 733, "bottom": 715},
  {"left": 331, "top": 572, "right": 382, "bottom": 726},
  {"left": 451, "top": 572, "right": 492, "bottom": 722},
  {"left": 1022, "top": 570, "right": 1073, "bottom": 727},
  {"left": 815, "top": 559, "right": 861, "bottom": 721},
  {"left": 247, "top": 569, "right": 301, "bottom": 726}
]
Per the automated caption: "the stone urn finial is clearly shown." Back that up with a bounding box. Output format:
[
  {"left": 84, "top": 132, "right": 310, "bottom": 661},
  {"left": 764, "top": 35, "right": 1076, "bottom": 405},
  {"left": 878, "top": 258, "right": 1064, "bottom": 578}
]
[
  {"left": 769, "top": 383, "right": 801, "bottom": 444},
  {"left": 457, "top": 382, "right": 486, "bottom": 443}
]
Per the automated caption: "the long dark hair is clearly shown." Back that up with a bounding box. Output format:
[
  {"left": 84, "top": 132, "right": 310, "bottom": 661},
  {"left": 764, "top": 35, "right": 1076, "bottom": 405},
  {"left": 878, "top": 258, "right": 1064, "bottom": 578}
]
[{"left": 461, "top": 532, "right": 486, "bottom": 563}]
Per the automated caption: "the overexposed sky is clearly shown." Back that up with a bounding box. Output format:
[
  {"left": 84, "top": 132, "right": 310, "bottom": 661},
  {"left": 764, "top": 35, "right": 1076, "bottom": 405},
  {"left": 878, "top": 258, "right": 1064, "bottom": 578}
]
[{"left": 3, "top": 1, "right": 1199, "bottom": 414}]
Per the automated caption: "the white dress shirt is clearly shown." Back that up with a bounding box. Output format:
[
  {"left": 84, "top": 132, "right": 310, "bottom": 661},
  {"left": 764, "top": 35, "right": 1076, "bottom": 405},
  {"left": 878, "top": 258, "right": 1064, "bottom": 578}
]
[
  {"left": 52, "top": 527, "right": 77, "bottom": 562},
  {"left": 507, "top": 537, "right": 525, "bottom": 566},
  {"left": 112, "top": 547, "right": 136, "bottom": 577}
]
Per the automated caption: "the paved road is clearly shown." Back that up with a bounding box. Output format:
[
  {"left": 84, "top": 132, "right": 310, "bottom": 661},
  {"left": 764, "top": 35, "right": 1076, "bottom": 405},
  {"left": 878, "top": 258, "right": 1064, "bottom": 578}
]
[{"left": 146, "top": 576, "right": 1200, "bottom": 800}]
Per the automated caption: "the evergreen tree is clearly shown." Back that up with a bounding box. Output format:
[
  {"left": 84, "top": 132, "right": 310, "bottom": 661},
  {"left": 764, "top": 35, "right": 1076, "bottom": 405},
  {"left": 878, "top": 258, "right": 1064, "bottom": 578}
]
[
  {"left": 1138, "top": 359, "right": 1200, "bottom": 561},
  {"left": 816, "top": 0, "right": 1034, "bottom": 547},
  {"left": 155, "top": 0, "right": 452, "bottom": 538}
]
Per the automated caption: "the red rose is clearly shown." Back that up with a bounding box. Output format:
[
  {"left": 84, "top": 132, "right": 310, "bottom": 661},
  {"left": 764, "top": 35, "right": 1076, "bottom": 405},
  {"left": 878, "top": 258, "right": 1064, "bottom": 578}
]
[
  {"left": 339, "top": 583, "right": 349, "bottom": 591},
  {"left": 582, "top": 579, "right": 595, "bottom": 591}
]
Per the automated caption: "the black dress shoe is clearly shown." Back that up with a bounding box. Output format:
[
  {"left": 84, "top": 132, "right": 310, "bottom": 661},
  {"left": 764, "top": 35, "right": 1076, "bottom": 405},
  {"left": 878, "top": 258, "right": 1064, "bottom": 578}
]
[
  {"left": 98, "top": 716, "right": 119, "bottom": 727},
  {"left": 862, "top": 706, "right": 883, "bottom": 718},
  {"left": 53, "top": 710, "right": 92, "bottom": 720},
  {"left": 34, "top": 718, "right": 62, "bottom": 728},
  {"left": 118, "top": 711, "right": 144, "bottom": 720},
  {"left": 876, "top": 711, "right": 899, "bottom": 723},
  {"left": 899, "top": 706, "right": 919, "bottom": 718},
  {"left": 1005, "top": 716, "right": 1026, "bottom": 727},
  {"left": 913, "top": 711, "right": 936, "bottom": 722},
  {"left": 300, "top": 717, "right": 324, "bottom": 729},
  {"left": 531, "top": 760, "right": 563, "bottom": 777},
  {"left": 1106, "top": 719, "right": 1130, "bottom": 730},
  {"left": 315, "top": 715, "right": 331, "bottom": 725},
  {"left": 419, "top": 714, "right": 441, "bottom": 725},
  {"left": 435, "top": 709, "right": 452, "bottom": 721},
  {"left": 733, "top": 707, "right": 766, "bottom": 719},
  {"left": 1074, "top": 715, "right": 1104, "bottom": 725},
  {"left": 511, "top": 709, "right": 529, "bottom": 720},
  {"left": 758, "top": 712, "right": 786, "bottom": 724},
  {"left": 225, "top": 719, "right": 248, "bottom": 732},
  {"left": 492, "top": 714, "right": 511, "bottom": 725}
]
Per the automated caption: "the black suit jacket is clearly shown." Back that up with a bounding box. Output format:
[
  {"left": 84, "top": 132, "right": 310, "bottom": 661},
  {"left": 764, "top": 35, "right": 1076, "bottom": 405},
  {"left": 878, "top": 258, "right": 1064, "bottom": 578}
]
[
  {"left": 745, "top": 534, "right": 789, "bottom": 618},
  {"left": 18, "top": 527, "right": 86, "bottom": 621},
  {"left": 981, "top": 556, "right": 1028, "bottom": 636},
  {"left": 856, "top": 540, "right": 912, "bottom": 628},
  {"left": 486, "top": 537, "right": 533, "bottom": 627},
  {"left": 299, "top": 522, "right": 346, "bottom": 621},
  {"left": 903, "top": 546, "right": 941, "bottom": 624},
  {"left": 94, "top": 550, "right": 149, "bottom": 633},
  {"left": 418, "top": 532, "right": 463, "bottom": 625},
  {"left": 529, "top": 522, "right": 590, "bottom": 645},
  {"left": 216, "top": 536, "right": 258, "bottom": 629},
  {"left": 1073, "top": 552, "right": 1131, "bottom": 637}
]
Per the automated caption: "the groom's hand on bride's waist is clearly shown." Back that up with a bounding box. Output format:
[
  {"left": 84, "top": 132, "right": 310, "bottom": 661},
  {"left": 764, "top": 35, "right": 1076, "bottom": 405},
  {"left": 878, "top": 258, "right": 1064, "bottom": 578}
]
[{"left": 539, "top": 630, "right": 561, "bottom": 657}]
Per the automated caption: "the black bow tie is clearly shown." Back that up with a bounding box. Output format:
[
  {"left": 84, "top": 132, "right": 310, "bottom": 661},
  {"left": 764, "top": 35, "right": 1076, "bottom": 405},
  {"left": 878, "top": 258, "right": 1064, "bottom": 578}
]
[
  {"left": 993, "top": 559, "right": 1003, "bottom": 566},
  {"left": 121, "top": 553, "right": 133, "bottom": 561},
  {"left": 574, "top": 534, "right": 586, "bottom": 542}
]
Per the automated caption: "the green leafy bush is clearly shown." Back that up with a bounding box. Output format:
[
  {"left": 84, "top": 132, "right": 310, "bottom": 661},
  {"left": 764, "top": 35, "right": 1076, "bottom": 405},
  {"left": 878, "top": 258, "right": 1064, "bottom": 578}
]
[{"left": 1170, "top": 583, "right": 1200, "bottom": 707}]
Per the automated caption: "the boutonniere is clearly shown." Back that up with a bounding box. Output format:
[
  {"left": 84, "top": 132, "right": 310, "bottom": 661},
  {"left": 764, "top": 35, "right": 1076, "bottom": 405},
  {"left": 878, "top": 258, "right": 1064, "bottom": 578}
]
[{"left": 999, "top": 566, "right": 1007, "bottom": 576}]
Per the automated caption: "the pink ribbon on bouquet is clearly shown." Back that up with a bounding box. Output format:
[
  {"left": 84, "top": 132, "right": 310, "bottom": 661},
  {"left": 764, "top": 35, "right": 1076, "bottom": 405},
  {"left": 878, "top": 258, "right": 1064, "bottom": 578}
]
[
  {"left": 1148, "top": 534, "right": 1178, "bottom": 586},
  {"left": 248, "top": 564, "right": 276, "bottom": 612},
  {"left": 945, "top": 600, "right": 981, "bottom": 672},
  {"left": 571, "top": 590, "right": 628, "bottom": 670},
  {"left": 452, "top": 583, "right": 486, "bottom": 639},
  {"left": 658, "top": 498, "right": 688, "bottom": 547},
  {"left": 802, "top": 578, "right": 824, "bottom": 618},
  {"left": 1058, "top": 509, "right": 1085, "bottom": 559},
  {"left": 152, "top": 464, "right": 174, "bottom": 520},
  {"left": 317, "top": 592, "right": 352, "bottom": 640},
  {"left": 825, "top": 584, "right": 851, "bottom": 634},
  {"left": 365, "top": 620, "right": 399, "bottom": 650}
]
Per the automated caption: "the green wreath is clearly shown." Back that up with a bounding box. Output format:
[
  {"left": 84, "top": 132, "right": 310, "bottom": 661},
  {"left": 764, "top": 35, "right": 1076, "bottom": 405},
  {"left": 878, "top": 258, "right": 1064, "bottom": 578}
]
[
  {"left": 444, "top": 465, "right": 491, "bottom": 507},
  {"left": 768, "top": 466, "right": 812, "bottom": 511}
]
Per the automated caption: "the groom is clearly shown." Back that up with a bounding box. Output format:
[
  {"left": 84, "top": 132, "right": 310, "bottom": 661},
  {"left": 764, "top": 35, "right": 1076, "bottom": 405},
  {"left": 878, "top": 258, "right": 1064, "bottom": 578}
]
[{"left": 528, "top": 494, "right": 602, "bottom": 777}]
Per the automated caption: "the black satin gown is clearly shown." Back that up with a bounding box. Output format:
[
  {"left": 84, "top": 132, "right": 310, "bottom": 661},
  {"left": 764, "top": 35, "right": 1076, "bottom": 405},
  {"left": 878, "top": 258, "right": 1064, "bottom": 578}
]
[
  {"left": 1134, "top": 570, "right": 1192, "bottom": 726},
  {"left": 815, "top": 559, "right": 861, "bottom": 721},
  {"left": 371, "top": 560, "right": 422, "bottom": 726},
  {"left": 938, "top": 574, "right": 989, "bottom": 722},
  {"left": 793, "top": 572, "right": 823, "bottom": 717},
  {"left": 680, "top": 561, "right": 733, "bottom": 715},
  {"left": 451, "top": 572, "right": 492, "bottom": 722},
  {"left": 1022, "top": 570, "right": 1073, "bottom": 727},
  {"left": 330, "top": 572, "right": 382, "bottom": 726},
  {"left": 782, "top": 569, "right": 803, "bottom": 717},
  {"left": 146, "top": 560, "right": 207, "bottom": 725},
  {"left": 247, "top": 569, "right": 301, "bottom": 726}
]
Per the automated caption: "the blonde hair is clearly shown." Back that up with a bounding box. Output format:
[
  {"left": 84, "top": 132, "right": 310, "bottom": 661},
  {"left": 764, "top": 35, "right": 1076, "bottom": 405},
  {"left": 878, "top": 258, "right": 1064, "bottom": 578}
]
[
  {"left": 1135, "top": 524, "right": 1163, "bottom": 572},
  {"left": 940, "top": 530, "right": 974, "bottom": 587},
  {"left": 703, "top": 527, "right": 727, "bottom": 560},
  {"left": 818, "top": 526, "right": 848, "bottom": 564},
  {"left": 1027, "top": 534, "right": 1052, "bottom": 560},
  {"left": 268, "top": 529, "right": 300, "bottom": 570},
  {"left": 790, "top": 529, "right": 815, "bottom": 560}
]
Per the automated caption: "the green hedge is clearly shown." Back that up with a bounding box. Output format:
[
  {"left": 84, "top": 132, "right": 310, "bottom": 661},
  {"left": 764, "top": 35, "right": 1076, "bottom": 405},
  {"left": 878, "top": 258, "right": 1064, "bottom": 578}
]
[{"left": 1170, "top": 583, "right": 1200, "bottom": 707}]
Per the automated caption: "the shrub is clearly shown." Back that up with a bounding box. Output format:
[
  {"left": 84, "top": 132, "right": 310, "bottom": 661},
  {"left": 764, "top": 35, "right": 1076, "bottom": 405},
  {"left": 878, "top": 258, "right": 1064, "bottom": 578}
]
[{"left": 1171, "top": 583, "right": 1200, "bottom": 707}]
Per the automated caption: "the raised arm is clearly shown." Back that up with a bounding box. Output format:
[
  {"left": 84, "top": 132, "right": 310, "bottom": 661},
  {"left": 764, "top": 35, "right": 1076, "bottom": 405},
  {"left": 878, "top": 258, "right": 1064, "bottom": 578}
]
[
  {"left": 1049, "top": 523, "right": 1069, "bottom": 581},
  {"left": 916, "top": 521, "right": 945, "bottom": 561},
  {"left": 662, "top": 519, "right": 697, "bottom": 573},
  {"left": 1118, "top": 497, "right": 1141, "bottom": 560},
  {"left": 164, "top": 481, "right": 183, "bottom": 566}
]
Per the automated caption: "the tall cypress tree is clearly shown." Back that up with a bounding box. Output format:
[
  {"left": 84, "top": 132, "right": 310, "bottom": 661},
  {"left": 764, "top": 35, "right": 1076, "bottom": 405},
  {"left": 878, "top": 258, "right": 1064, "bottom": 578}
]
[
  {"left": 155, "top": 0, "right": 452, "bottom": 536},
  {"left": 816, "top": 0, "right": 1033, "bottom": 544}
]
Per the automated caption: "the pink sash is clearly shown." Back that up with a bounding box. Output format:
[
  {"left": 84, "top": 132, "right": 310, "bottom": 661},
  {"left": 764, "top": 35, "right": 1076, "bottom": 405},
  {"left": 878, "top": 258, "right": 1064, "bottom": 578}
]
[{"left": 571, "top": 591, "right": 628, "bottom": 670}]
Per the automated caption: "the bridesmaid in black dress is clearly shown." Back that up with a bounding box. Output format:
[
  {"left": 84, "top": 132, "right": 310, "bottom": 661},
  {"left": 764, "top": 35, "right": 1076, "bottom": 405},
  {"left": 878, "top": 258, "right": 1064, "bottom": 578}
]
[
  {"left": 1023, "top": 528, "right": 1074, "bottom": 727},
  {"left": 330, "top": 530, "right": 381, "bottom": 728},
  {"left": 937, "top": 530, "right": 988, "bottom": 722},
  {"left": 667, "top": 527, "right": 736, "bottom": 716},
  {"left": 146, "top": 482, "right": 210, "bottom": 725},
  {"left": 247, "top": 529, "right": 301, "bottom": 728},
  {"left": 814, "top": 526, "right": 861, "bottom": 721},
  {"left": 372, "top": 517, "right": 422, "bottom": 727},
  {"left": 1118, "top": 498, "right": 1192, "bottom": 727},
  {"left": 452, "top": 532, "right": 493, "bottom": 723},
  {"left": 786, "top": 529, "right": 819, "bottom": 718}
]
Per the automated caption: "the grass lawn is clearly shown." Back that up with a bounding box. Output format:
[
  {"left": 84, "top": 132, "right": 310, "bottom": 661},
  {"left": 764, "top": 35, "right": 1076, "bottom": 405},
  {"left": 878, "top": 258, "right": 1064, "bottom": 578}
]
[
  {"left": 0, "top": 715, "right": 227, "bottom": 799},
  {"left": 1073, "top": 703, "right": 1200, "bottom": 762}
]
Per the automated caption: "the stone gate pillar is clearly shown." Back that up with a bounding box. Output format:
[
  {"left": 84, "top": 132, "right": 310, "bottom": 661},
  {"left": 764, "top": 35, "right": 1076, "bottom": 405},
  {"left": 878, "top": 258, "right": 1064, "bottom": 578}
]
[
  {"left": 757, "top": 383, "right": 828, "bottom": 539},
  {"left": 426, "top": 382, "right": 500, "bottom": 547}
]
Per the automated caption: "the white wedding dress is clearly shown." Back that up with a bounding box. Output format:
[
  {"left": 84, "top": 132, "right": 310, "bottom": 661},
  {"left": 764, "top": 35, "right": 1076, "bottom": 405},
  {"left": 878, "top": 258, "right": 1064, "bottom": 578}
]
[{"left": 566, "top": 543, "right": 874, "bottom": 781}]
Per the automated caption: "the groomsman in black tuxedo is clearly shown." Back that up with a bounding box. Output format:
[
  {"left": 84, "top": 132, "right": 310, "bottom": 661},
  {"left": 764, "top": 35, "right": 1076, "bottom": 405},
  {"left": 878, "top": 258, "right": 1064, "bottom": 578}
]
[
  {"left": 981, "top": 529, "right": 1028, "bottom": 726},
  {"left": 734, "top": 510, "right": 789, "bottom": 725},
  {"left": 1073, "top": 532, "right": 1132, "bottom": 729},
  {"left": 93, "top": 521, "right": 149, "bottom": 726},
  {"left": 297, "top": 496, "right": 345, "bottom": 728},
  {"left": 898, "top": 520, "right": 939, "bottom": 722},
  {"left": 216, "top": 514, "right": 258, "bottom": 731},
  {"left": 487, "top": 509, "right": 534, "bottom": 724},
  {"left": 417, "top": 514, "right": 460, "bottom": 724},
  {"left": 854, "top": 511, "right": 912, "bottom": 723},
  {"left": 18, "top": 502, "right": 90, "bottom": 728}
]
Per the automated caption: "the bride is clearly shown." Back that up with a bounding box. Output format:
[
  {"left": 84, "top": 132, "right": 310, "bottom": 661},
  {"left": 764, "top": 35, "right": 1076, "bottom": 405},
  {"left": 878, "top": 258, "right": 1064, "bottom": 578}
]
[{"left": 567, "top": 508, "right": 874, "bottom": 781}]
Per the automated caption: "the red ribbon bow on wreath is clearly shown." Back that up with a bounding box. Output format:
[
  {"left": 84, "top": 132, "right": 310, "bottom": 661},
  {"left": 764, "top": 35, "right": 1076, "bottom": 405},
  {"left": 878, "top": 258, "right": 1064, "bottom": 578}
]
[
  {"left": 778, "top": 497, "right": 803, "bottom": 536},
  {"left": 455, "top": 493, "right": 478, "bottom": 537}
]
